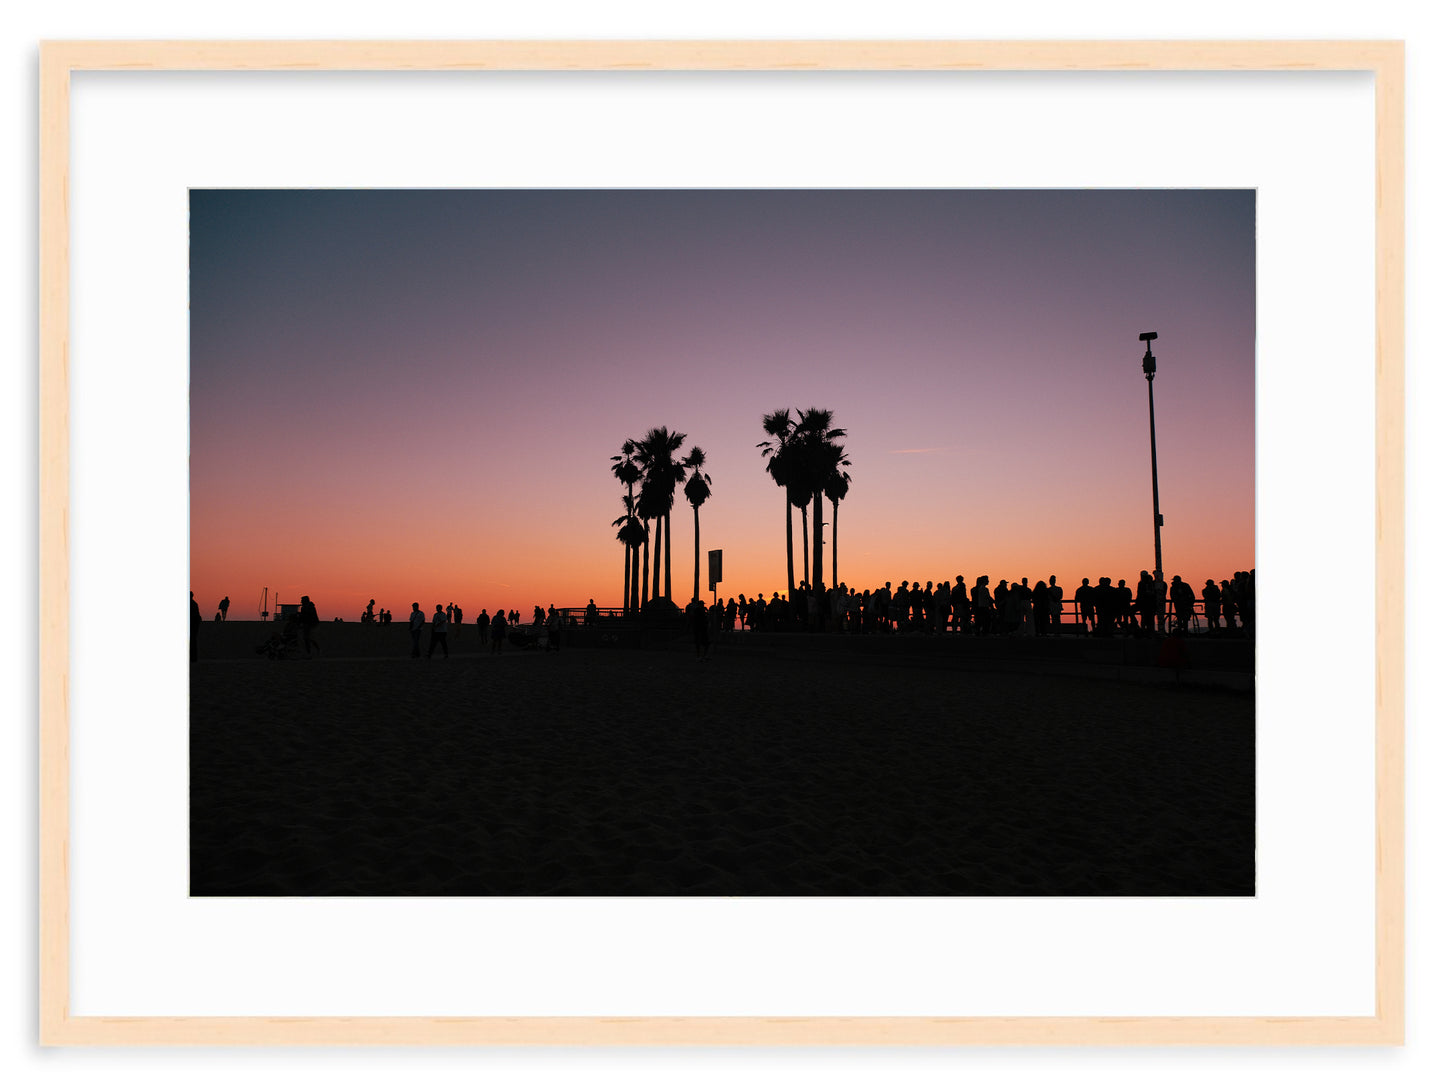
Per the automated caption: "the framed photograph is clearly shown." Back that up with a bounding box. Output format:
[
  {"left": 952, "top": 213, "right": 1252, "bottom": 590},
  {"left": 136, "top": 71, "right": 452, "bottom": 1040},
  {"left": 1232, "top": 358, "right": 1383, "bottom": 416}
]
[{"left": 38, "top": 40, "right": 1403, "bottom": 1045}]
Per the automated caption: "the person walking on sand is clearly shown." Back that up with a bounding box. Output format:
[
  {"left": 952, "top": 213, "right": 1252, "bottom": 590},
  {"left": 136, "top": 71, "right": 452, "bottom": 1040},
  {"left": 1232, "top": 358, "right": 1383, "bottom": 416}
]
[
  {"left": 408, "top": 602, "right": 425, "bottom": 657},
  {"left": 428, "top": 603, "right": 450, "bottom": 659},
  {"left": 490, "top": 608, "right": 507, "bottom": 654},
  {"left": 218, "top": 595, "right": 229, "bottom": 621}
]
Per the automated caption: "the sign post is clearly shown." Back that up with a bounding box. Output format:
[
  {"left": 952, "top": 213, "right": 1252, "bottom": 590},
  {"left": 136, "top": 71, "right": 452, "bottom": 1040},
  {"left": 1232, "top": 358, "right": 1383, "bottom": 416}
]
[{"left": 707, "top": 549, "right": 723, "bottom": 604}]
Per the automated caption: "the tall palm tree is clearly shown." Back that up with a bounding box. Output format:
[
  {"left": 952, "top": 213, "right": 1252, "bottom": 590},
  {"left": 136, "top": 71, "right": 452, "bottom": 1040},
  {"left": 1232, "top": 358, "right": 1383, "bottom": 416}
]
[
  {"left": 613, "top": 496, "right": 648, "bottom": 615},
  {"left": 824, "top": 463, "right": 851, "bottom": 590},
  {"left": 636, "top": 426, "right": 687, "bottom": 604},
  {"left": 793, "top": 407, "right": 847, "bottom": 623},
  {"left": 610, "top": 442, "right": 644, "bottom": 613},
  {"left": 682, "top": 446, "right": 711, "bottom": 602},
  {"left": 758, "top": 409, "right": 799, "bottom": 595}
]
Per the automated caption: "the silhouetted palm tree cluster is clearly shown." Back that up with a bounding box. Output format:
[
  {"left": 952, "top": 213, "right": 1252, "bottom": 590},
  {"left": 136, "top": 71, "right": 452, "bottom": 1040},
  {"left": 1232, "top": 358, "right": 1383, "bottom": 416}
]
[
  {"left": 610, "top": 411, "right": 848, "bottom": 617},
  {"left": 612, "top": 429, "right": 709, "bottom": 612},
  {"left": 757, "top": 408, "right": 850, "bottom": 624}
]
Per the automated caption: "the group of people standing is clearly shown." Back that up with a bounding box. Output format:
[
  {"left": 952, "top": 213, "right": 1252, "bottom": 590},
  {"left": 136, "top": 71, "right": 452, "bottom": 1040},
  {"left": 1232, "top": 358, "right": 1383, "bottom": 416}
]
[{"left": 708, "top": 568, "right": 1255, "bottom": 639}]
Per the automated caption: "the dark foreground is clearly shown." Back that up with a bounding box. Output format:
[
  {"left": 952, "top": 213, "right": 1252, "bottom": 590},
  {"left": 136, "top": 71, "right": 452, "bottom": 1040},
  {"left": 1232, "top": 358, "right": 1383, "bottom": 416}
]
[{"left": 190, "top": 647, "right": 1255, "bottom": 896}]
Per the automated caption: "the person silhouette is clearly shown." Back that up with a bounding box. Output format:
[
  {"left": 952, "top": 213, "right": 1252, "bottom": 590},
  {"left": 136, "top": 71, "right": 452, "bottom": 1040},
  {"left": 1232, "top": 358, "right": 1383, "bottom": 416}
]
[
  {"left": 428, "top": 604, "right": 449, "bottom": 658},
  {"left": 1075, "top": 578, "right": 1095, "bottom": 635},
  {"left": 190, "top": 591, "right": 201, "bottom": 661},
  {"left": 971, "top": 576, "right": 993, "bottom": 637},
  {"left": 545, "top": 605, "right": 562, "bottom": 652},
  {"left": 1093, "top": 577, "right": 1114, "bottom": 637},
  {"left": 1203, "top": 579, "right": 1221, "bottom": 632},
  {"left": 218, "top": 595, "right": 229, "bottom": 621},
  {"left": 408, "top": 602, "right": 424, "bottom": 657},
  {"left": 299, "top": 595, "right": 321, "bottom": 657},
  {"left": 689, "top": 598, "right": 711, "bottom": 660},
  {"left": 1136, "top": 571, "right": 1156, "bottom": 635},
  {"left": 490, "top": 608, "right": 507, "bottom": 654},
  {"left": 585, "top": 599, "right": 599, "bottom": 626},
  {"left": 1169, "top": 576, "right": 1196, "bottom": 634}
]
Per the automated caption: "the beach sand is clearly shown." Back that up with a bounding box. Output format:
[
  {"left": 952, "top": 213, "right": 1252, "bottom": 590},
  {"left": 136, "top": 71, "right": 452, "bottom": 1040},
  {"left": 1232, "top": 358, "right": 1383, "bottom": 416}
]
[{"left": 190, "top": 645, "right": 1254, "bottom": 896}]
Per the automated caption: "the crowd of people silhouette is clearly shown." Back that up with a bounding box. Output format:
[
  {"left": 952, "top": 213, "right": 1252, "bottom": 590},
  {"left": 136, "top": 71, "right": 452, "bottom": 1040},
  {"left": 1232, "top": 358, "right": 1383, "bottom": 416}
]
[
  {"left": 702, "top": 568, "right": 1254, "bottom": 639},
  {"left": 201, "top": 567, "right": 1252, "bottom": 665}
]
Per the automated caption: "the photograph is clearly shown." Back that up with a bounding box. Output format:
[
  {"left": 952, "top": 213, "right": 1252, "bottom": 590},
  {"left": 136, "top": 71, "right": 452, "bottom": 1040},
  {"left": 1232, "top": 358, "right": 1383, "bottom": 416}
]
[{"left": 188, "top": 187, "right": 1256, "bottom": 898}]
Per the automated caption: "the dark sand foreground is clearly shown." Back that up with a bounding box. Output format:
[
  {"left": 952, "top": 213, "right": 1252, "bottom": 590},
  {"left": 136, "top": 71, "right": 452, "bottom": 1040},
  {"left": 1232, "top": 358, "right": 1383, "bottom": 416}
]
[{"left": 190, "top": 647, "right": 1254, "bottom": 896}]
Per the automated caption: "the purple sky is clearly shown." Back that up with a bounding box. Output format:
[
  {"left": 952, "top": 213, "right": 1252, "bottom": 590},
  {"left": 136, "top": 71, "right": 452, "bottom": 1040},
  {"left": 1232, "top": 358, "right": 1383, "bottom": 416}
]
[{"left": 190, "top": 189, "right": 1254, "bottom": 618}]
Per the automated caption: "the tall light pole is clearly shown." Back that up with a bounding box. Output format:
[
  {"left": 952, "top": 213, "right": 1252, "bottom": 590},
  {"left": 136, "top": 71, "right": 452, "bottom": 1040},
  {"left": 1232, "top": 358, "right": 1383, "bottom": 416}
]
[{"left": 1139, "top": 332, "right": 1164, "bottom": 581}]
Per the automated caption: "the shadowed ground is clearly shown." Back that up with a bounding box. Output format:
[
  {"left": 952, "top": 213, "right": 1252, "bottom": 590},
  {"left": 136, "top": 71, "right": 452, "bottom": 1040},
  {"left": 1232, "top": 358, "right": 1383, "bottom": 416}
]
[{"left": 190, "top": 647, "right": 1254, "bottom": 896}]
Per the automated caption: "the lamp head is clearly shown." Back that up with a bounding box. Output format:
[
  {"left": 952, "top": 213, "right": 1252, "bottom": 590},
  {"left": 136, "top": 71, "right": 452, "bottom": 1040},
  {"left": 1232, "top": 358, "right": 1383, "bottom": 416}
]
[{"left": 1139, "top": 331, "right": 1158, "bottom": 377}]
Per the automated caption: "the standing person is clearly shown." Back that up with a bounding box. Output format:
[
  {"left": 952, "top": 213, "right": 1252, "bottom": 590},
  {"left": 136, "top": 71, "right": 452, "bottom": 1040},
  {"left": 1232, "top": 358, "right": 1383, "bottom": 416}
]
[
  {"left": 428, "top": 603, "right": 450, "bottom": 659},
  {"left": 408, "top": 602, "right": 425, "bottom": 657},
  {"left": 1221, "top": 579, "right": 1238, "bottom": 631},
  {"left": 477, "top": 609, "right": 487, "bottom": 642},
  {"left": 489, "top": 608, "right": 507, "bottom": 654},
  {"left": 454, "top": 604, "right": 463, "bottom": 635},
  {"left": 933, "top": 579, "right": 950, "bottom": 636},
  {"left": 1203, "top": 579, "right": 1222, "bottom": 633},
  {"left": 1047, "top": 576, "right": 1063, "bottom": 637},
  {"left": 218, "top": 595, "right": 229, "bottom": 621},
  {"left": 1093, "top": 578, "right": 1114, "bottom": 637},
  {"left": 971, "top": 576, "right": 993, "bottom": 637},
  {"left": 1031, "top": 578, "right": 1051, "bottom": 637},
  {"left": 688, "top": 598, "right": 711, "bottom": 660},
  {"left": 1169, "top": 576, "right": 1196, "bottom": 634},
  {"left": 545, "top": 605, "right": 562, "bottom": 653},
  {"left": 190, "top": 591, "right": 202, "bottom": 662},
  {"left": 1075, "top": 578, "right": 1095, "bottom": 635},
  {"left": 585, "top": 599, "right": 599, "bottom": 626},
  {"left": 1136, "top": 571, "right": 1156, "bottom": 635},
  {"left": 949, "top": 576, "right": 970, "bottom": 635},
  {"left": 298, "top": 595, "right": 322, "bottom": 657}
]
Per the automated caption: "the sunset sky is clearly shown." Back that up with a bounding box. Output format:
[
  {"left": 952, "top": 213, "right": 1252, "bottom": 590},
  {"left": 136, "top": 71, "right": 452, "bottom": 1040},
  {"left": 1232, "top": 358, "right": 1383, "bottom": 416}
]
[{"left": 189, "top": 189, "right": 1254, "bottom": 621}]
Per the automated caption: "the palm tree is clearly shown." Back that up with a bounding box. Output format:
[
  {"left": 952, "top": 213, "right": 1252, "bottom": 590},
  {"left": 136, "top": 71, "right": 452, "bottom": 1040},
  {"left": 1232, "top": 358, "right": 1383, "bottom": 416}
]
[
  {"left": 793, "top": 407, "right": 847, "bottom": 623},
  {"left": 758, "top": 409, "right": 799, "bottom": 595},
  {"left": 824, "top": 463, "right": 851, "bottom": 590},
  {"left": 682, "top": 446, "right": 711, "bottom": 602},
  {"left": 613, "top": 496, "right": 648, "bottom": 615},
  {"left": 610, "top": 442, "right": 645, "bottom": 613},
  {"left": 636, "top": 426, "right": 687, "bottom": 604}
]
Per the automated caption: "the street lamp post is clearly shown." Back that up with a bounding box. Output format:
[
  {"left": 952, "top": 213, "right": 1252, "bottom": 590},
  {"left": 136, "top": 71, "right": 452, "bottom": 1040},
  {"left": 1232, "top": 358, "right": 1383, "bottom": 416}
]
[{"left": 1139, "top": 332, "right": 1164, "bottom": 583}]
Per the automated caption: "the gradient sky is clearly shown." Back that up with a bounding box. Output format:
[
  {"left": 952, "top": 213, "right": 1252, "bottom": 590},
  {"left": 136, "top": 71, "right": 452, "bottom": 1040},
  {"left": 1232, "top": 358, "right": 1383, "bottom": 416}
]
[{"left": 190, "top": 189, "right": 1254, "bottom": 621}]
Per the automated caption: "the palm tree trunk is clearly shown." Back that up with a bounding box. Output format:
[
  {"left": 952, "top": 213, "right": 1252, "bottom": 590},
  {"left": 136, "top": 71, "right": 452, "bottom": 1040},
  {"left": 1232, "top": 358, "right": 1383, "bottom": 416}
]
[
  {"left": 631, "top": 541, "right": 641, "bottom": 612},
  {"left": 800, "top": 505, "right": 810, "bottom": 589},
  {"left": 640, "top": 530, "right": 650, "bottom": 607},
  {"left": 784, "top": 495, "right": 795, "bottom": 596},
  {"left": 692, "top": 504, "right": 701, "bottom": 602},
  {"left": 652, "top": 516, "right": 663, "bottom": 600},
  {"left": 622, "top": 545, "right": 630, "bottom": 614},
  {"left": 813, "top": 491, "right": 825, "bottom": 626},
  {"left": 664, "top": 513, "right": 673, "bottom": 602},
  {"left": 831, "top": 497, "right": 839, "bottom": 589}
]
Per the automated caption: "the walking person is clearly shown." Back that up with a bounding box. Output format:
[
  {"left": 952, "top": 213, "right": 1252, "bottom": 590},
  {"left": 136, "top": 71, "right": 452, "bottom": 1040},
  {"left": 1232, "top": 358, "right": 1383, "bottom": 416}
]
[
  {"left": 218, "top": 595, "right": 229, "bottom": 621},
  {"left": 408, "top": 602, "right": 425, "bottom": 658},
  {"left": 428, "top": 603, "right": 450, "bottom": 659}
]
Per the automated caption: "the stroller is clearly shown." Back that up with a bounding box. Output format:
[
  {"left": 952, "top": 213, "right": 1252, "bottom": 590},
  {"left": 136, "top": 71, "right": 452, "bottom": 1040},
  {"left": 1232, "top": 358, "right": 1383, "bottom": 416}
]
[{"left": 255, "top": 613, "right": 303, "bottom": 659}]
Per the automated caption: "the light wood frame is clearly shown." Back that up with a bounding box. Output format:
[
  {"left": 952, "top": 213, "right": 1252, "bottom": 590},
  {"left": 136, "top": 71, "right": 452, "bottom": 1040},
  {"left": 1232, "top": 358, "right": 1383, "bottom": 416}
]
[{"left": 37, "top": 39, "right": 1405, "bottom": 1046}]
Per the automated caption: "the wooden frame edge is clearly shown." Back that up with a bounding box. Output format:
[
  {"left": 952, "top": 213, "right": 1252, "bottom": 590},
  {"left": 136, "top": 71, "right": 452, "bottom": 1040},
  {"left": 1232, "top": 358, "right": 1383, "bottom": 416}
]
[{"left": 38, "top": 38, "right": 1406, "bottom": 1048}]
